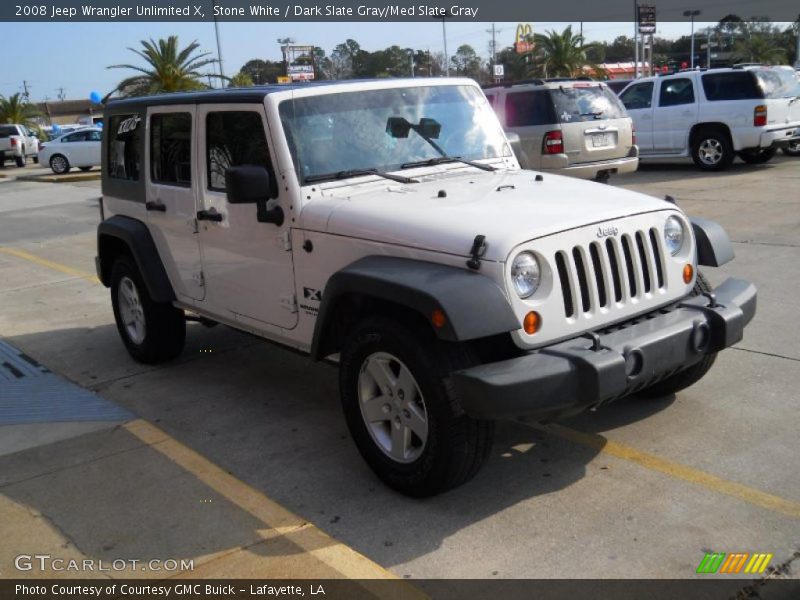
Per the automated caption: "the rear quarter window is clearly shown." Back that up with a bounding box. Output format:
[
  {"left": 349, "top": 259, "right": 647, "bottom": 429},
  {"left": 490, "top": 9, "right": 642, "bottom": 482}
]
[
  {"left": 107, "top": 114, "right": 142, "bottom": 181},
  {"left": 504, "top": 91, "right": 557, "bottom": 127},
  {"left": 0, "top": 126, "right": 18, "bottom": 138},
  {"left": 701, "top": 72, "right": 763, "bottom": 101}
]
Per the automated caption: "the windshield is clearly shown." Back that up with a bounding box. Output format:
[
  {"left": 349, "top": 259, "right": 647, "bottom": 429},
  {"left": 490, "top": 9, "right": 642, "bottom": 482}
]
[
  {"left": 550, "top": 85, "right": 628, "bottom": 122},
  {"left": 279, "top": 85, "right": 511, "bottom": 184},
  {"left": 753, "top": 67, "right": 800, "bottom": 99}
]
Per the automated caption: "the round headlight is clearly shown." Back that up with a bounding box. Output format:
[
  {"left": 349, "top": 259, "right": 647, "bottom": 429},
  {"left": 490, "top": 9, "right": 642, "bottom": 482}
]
[
  {"left": 664, "top": 216, "right": 684, "bottom": 256},
  {"left": 511, "top": 252, "right": 541, "bottom": 298}
]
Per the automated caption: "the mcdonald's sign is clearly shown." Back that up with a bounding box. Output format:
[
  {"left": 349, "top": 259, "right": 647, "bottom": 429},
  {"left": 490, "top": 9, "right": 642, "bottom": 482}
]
[
  {"left": 514, "top": 23, "right": 534, "bottom": 54},
  {"left": 696, "top": 552, "right": 773, "bottom": 574}
]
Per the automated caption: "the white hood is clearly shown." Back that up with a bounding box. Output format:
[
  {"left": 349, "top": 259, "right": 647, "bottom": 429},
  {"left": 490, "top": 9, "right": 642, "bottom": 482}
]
[{"left": 299, "top": 169, "right": 674, "bottom": 262}]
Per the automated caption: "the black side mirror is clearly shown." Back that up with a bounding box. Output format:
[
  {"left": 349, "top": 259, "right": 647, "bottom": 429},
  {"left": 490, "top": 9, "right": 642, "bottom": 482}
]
[
  {"left": 386, "top": 117, "right": 411, "bottom": 138},
  {"left": 417, "top": 118, "right": 441, "bottom": 139},
  {"left": 225, "top": 165, "right": 284, "bottom": 226}
]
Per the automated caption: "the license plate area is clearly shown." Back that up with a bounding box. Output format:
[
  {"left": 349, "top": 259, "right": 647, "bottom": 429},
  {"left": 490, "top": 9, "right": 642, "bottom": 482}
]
[{"left": 591, "top": 133, "right": 611, "bottom": 147}]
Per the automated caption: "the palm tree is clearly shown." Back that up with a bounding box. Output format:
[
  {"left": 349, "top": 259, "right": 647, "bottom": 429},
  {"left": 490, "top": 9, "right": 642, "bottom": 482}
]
[
  {"left": 0, "top": 93, "right": 40, "bottom": 127},
  {"left": 228, "top": 71, "right": 254, "bottom": 87},
  {"left": 527, "top": 26, "right": 604, "bottom": 79},
  {"left": 733, "top": 35, "right": 787, "bottom": 65},
  {"left": 108, "top": 36, "right": 221, "bottom": 97}
]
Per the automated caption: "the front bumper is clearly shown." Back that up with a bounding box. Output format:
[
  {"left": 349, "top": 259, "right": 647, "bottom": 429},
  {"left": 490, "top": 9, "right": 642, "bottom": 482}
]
[{"left": 452, "top": 277, "right": 756, "bottom": 420}]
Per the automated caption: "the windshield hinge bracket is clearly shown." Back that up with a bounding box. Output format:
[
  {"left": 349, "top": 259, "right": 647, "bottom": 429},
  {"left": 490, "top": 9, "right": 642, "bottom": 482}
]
[{"left": 466, "top": 235, "right": 487, "bottom": 271}]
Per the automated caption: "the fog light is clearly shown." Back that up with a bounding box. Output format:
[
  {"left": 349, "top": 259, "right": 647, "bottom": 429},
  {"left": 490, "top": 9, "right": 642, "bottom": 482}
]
[
  {"left": 523, "top": 311, "right": 541, "bottom": 335},
  {"left": 683, "top": 264, "right": 694, "bottom": 284}
]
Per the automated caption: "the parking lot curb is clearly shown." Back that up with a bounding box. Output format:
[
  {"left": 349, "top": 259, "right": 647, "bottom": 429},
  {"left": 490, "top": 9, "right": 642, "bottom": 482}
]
[{"left": 16, "top": 172, "right": 101, "bottom": 184}]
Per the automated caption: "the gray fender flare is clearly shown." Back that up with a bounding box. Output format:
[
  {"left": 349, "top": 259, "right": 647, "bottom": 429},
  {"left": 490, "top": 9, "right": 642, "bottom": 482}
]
[
  {"left": 96, "top": 215, "right": 175, "bottom": 302},
  {"left": 310, "top": 256, "right": 519, "bottom": 361},
  {"left": 690, "top": 217, "right": 734, "bottom": 267}
]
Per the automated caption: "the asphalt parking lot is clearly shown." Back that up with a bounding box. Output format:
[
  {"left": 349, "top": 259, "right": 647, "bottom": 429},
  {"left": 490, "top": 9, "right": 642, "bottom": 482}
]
[{"left": 0, "top": 157, "right": 798, "bottom": 586}]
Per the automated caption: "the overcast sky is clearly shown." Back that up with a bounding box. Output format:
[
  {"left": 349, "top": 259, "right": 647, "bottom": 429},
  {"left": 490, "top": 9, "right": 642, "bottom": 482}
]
[{"left": 1, "top": 20, "right": 724, "bottom": 100}]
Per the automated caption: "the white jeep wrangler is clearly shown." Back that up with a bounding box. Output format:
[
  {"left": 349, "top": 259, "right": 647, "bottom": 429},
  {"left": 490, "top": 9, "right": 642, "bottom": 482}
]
[{"left": 97, "top": 78, "right": 756, "bottom": 496}]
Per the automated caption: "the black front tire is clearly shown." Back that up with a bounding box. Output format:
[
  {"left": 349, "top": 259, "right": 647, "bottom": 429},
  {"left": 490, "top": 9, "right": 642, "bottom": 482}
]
[
  {"left": 339, "top": 316, "right": 494, "bottom": 497},
  {"left": 110, "top": 256, "right": 186, "bottom": 364},
  {"left": 32, "top": 156, "right": 39, "bottom": 164},
  {"left": 79, "top": 166, "right": 92, "bottom": 172},
  {"left": 691, "top": 128, "right": 734, "bottom": 171},
  {"left": 739, "top": 147, "right": 777, "bottom": 164},
  {"left": 15, "top": 153, "right": 26, "bottom": 168},
  {"left": 637, "top": 272, "right": 717, "bottom": 398},
  {"left": 50, "top": 154, "right": 70, "bottom": 174}
]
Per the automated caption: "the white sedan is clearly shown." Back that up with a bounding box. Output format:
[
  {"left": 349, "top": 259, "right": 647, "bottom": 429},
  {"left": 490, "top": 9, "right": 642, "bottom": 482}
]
[{"left": 39, "top": 127, "right": 102, "bottom": 174}]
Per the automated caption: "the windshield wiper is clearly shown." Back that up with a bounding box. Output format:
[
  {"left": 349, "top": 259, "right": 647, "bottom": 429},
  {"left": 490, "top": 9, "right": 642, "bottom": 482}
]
[
  {"left": 400, "top": 156, "right": 496, "bottom": 172},
  {"left": 304, "top": 168, "right": 418, "bottom": 185}
]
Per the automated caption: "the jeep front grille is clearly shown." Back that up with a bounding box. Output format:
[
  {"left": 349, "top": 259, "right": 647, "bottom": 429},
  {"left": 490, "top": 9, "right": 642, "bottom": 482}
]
[{"left": 555, "top": 228, "right": 666, "bottom": 319}]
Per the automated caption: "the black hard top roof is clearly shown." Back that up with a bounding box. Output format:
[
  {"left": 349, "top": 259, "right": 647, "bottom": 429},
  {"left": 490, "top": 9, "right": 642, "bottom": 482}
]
[{"left": 105, "top": 79, "right": 428, "bottom": 111}]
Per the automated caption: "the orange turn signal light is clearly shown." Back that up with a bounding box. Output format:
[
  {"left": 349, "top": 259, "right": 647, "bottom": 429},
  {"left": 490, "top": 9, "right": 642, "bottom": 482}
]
[
  {"left": 431, "top": 308, "right": 447, "bottom": 329},
  {"left": 683, "top": 264, "right": 694, "bottom": 284},
  {"left": 523, "top": 311, "right": 541, "bottom": 335}
]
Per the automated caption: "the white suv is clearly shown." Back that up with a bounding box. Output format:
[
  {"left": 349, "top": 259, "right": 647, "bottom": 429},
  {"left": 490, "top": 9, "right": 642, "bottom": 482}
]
[
  {"left": 620, "top": 67, "right": 800, "bottom": 170},
  {"left": 96, "top": 78, "right": 756, "bottom": 496}
]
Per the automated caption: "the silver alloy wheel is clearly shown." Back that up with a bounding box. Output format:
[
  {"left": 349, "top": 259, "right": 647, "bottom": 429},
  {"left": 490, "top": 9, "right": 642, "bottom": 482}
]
[
  {"left": 118, "top": 276, "right": 146, "bottom": 345},
  {"left": 357, "top": 351, "right": 428, "bottom": 464},
  {"left": 51, "top": 155, "right": 67, "bottom": 174},
  {"left": 698, "top": 138, "right": 723, "bottom": 165}
]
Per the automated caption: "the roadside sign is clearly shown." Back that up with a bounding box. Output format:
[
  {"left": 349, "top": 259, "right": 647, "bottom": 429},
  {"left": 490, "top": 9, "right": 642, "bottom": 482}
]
[
  {"left": 514, "top": 23, "right": 534, "bottom": 54},
  {"left": 637, "top": 4, "right": 656, "bottom": 35},
  {"left": 493, "top": 64, "right": 504, "bottom": 78}
]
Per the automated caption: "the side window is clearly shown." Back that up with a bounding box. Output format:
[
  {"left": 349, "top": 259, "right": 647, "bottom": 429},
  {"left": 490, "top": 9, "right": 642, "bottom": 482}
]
[
  {"left": 88, "top": 130, "right": 102, "bottom": 142},
  {"left": 150, "top": 113, "right": 192, "bottom": 186},
  {"left": 701, "top": 72, "right": 763, "bottom": 101},
  {"left": 107, "top": 113, "right": 142, "bottom": 181},
  {"left": 504, "top": 91, "right": 556, "bottom": 127},
  {"left": 620, "top": 82, "right": 654, "bottom": 110},
  {"left": 659, "top": 78, "right": 695, "bottom": 107},
  {"left": 206, "top": 111, "right": 271, "bottom": 193}
]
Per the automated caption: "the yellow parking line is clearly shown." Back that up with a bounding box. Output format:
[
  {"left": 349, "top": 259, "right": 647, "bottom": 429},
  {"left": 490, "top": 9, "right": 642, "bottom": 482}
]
[
  {"left": 124, "top": 420, "right": 406, "bottom": 583},
  {"left": 0, "top": 246, "right": 100, "bottom": 284},
  {"left": 521, "top": 421, "right": 800, "bottom": 520}
]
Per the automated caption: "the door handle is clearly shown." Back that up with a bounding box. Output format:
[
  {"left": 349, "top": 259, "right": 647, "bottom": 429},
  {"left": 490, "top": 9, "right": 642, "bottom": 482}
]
[
  {"left": 145, "top": 200, "right": 166, "bottom": 212},
  {"left": 197, "top": 209, "right": 223, "bottom": 222}
]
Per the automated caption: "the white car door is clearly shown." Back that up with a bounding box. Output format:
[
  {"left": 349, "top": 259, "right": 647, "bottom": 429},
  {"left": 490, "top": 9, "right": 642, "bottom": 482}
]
[
  {"left": 652, "top": 77, "right": 698, "bottom": 153},
  {"left": 144, "top": 106, "right": 205, "bottom": 302},
  {"left": 195, "top": 103, "right": 297, "bottom": 330},
  {"left": 619, "top": 81, "right": 655, "bottom": 153}
]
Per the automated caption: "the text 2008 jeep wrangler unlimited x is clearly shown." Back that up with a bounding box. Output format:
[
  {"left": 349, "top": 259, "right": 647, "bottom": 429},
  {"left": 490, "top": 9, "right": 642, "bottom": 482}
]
[{"left": 96, "top": 79, "right": 756, "bottom": 496}]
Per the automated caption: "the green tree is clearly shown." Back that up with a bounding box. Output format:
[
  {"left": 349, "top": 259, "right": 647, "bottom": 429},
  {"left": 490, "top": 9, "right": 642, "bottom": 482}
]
[
  {"left": 239, "top": 59, "right": 284, "bottom": 84},
  {"left": 0, "top": 93, "right": 40, "bottom": 127},
  {"left": 451, "top": 44, "right": 483, "bottom": 79},
  {"left": 108, "top": 36, "right": 221, "bottom": 97},
  {"left": 528, "top": 26, "right": 603, "bottom": 78},
  {"left": 228, "top": 71, "right": 254, "bottom": 87}
]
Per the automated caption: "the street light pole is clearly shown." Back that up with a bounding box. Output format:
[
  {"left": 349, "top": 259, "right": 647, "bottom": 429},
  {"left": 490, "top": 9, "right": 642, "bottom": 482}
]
[
  {"left": 441, "top": 14, "right": 450, "bottom": 76},
  {"left": 211, "top": 0, "right": 225, "bottom": 85},
  {"left": 683, "top": 9, "right": 701, "bottom": 69}
]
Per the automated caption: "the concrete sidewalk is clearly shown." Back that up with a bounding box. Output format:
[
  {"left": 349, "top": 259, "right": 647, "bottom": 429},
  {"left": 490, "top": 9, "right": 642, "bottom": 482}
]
[{"left": 0, "top": 339, "right": 398, "bottom": 583}]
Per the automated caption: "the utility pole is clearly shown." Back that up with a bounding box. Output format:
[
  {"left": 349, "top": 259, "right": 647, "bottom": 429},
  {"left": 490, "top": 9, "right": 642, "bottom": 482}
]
[
  {"left": 633, "top": 1, "right": 639, "bottom": 78},
  {"left": 211, "top": 0, "right": 225, "bottom": 85},
  {"left": 486, "top": 23, "right": 499, "bottom": 66},
  {"left": 57, "top": 87, "right": 65, "bottom": 101},
  {"left": 22, "top": 80, "right": 31, "bottom": 100},
  {"left": 683, "top": 9, "right": 701, "bottom": 69},
  {"left": 442, "top": 15, "right": 450, "bottom": 76}
]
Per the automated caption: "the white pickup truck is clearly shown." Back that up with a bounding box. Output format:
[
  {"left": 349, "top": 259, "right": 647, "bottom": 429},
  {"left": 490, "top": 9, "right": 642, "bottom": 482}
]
[
  {"left": 0, "top": 124, "right": 40, "bottom": 167},
  {"left": 620, "top": 66, "right": 800, "bottom": 170}
]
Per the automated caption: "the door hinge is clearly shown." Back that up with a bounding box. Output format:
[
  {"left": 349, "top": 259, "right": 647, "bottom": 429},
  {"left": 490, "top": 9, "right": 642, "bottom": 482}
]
[
  {"left": 193, "top": 271, "right": 205, "bottom": 288},
  {"left": 280, "top": 230, "right": 292, "bottom": 251},
  {"left": 280, "top": 293, "right": 298, "bottom": 313}
]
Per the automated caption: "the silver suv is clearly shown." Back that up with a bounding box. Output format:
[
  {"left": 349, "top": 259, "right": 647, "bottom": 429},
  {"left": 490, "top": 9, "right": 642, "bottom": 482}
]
[{"left": 484, "top": 79, "right": 639, "bottom": 181}]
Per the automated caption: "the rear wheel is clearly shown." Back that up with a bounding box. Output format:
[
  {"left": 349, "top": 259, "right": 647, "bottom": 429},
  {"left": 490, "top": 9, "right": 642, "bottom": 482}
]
[
  {"left": 79, "top": 166, "right": 92, "bottom": 172},
  {"left": 110, "top": 256, "right": 185, "bottom": 364},
  {"left": 32, "top": 156, "right": 39, "bottom": 164},
  {"left": 691, "top": 128, "right": 734, "bottom": 171},
  {"left": 739, "top": 147, "right": 776, "bottom": 164},
  {"left": 50, "top": 154, "right": 70, "bottom": 174},
  {"left": 339, "top": 316, "right": 494, "bottom": 497},
  {"left": 14, "top": 151, "right": 26, "bottom": 168},
  {"left": 782, "top": 140, "right": 800, "bottom": 157},
  {"left": 637, "top": 271, "right": 717, "bottom": 398}
]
